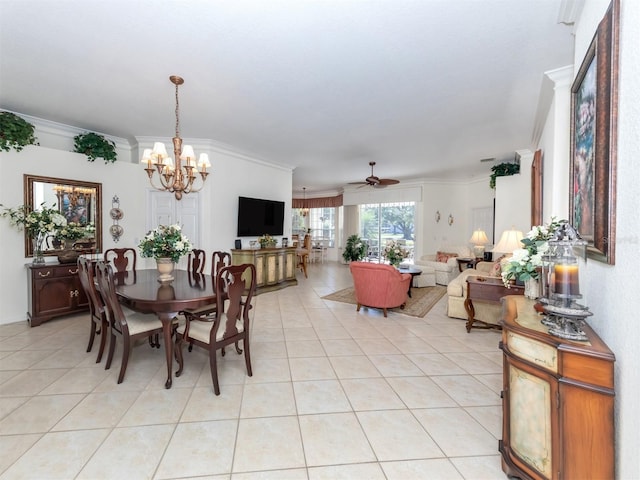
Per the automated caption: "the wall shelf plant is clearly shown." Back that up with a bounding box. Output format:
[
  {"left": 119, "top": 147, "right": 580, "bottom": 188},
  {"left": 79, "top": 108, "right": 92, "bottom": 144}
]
[
  {"left": 0, "top": 112, "right": 38, "bottom": 152},
  {"left": 489, "top": 162, "right": 520, "bottom": 189},
  {"left": 73, "top": 132, "right": 117, "bottom": 163}
]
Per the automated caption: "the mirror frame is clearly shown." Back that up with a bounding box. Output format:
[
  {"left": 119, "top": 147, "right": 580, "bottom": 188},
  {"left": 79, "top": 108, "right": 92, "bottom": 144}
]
[{"left": 23, "top": 174, "right": 103, "bottom": 258}]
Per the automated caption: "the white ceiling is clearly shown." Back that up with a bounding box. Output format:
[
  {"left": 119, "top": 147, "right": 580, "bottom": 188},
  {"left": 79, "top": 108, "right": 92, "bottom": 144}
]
[{"left": 0, "top": 0, "right": 575, "bottom": 195}]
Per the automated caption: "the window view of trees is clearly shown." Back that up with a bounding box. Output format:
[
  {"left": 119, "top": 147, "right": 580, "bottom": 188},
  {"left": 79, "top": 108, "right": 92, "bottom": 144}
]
[{"left": 359, "top": 202, "right": 415, "bottom": 261}]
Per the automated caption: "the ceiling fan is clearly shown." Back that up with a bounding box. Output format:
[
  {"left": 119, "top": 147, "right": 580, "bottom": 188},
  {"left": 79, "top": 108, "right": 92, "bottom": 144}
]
[{"left": 349, "top": 161, "right": 400, "bottom": 188}]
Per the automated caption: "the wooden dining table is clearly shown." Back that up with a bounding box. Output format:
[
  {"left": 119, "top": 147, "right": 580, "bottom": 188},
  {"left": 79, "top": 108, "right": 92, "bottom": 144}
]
[{"left": 113, "top": 269, "right": 216, "bottom": 388}]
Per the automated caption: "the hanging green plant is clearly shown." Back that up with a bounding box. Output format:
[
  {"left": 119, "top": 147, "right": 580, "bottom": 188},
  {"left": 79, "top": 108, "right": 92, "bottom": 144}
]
[
  {"left": 0, "top": 112, "right": 38, "bottom": 152},
  {"left": 489, "top": 162, "right": 520, "bottom": 189},
  {"left": 73, "top": 132, "right": 117, "bottom": 163}
]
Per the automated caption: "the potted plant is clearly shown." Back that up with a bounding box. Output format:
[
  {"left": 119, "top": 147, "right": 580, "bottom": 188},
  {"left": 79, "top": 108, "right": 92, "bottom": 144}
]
[
  {"left": 258, "top": 234, "right": 277, "bottom": 248},
  {"left": 0, "top": 111, "right": 38, "bottom": 152},
  {"left": 342, "top": 234, "right": 367, "bottom": 262},
  {"left": 0, "top": 202, "right": 67, "bottom": 263},
  {"left": 382, "top": 239, "right": 410, "bottom": 267},
  {"left": 73, "top": 131, "right": 117, "bottom": 163},
  {"left": 489, "top": 162, "right": 520, "bottom": 189},
  {"left": 138, "top": 224, "right": 193, "bottom": 282}
]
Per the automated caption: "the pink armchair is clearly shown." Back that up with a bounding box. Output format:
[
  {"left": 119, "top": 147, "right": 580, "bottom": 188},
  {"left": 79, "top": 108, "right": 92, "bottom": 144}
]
[{"left": 349, "top": 262, "right": 412, "bottom": 317}]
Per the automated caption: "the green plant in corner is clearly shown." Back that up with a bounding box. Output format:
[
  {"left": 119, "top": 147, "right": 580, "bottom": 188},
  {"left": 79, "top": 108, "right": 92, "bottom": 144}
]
[
  {"left": 489, "top": 162, "right": 520, "bottom": 189},
  {"left": 0, "top": 112, "right": 38, "bottom": 152},
  {"left": 73, "top": 132, "right": 117, "bottom": 163},
  {"left": 342, "top": 234, "right": 367, "bottom": 262}
]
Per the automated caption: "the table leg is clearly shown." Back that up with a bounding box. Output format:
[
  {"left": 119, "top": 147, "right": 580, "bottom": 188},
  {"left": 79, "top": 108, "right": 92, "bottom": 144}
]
[
  {"left": 158, "top": 312, "right": 177, "bottom": 389},
  {"left": 464, "top": 298, "right": 475, "bottom": 333}
]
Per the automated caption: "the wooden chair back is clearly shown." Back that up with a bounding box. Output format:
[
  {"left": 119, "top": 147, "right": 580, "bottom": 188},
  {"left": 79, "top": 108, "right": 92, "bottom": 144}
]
[
  {"left": 188, "top": 249, "right": 206, "bottom": 274},
  {"left": 104, "top": 248, "right": 137, "bottom": 273},
  {"left": 94, "top": 261, "right": 127, "bottom": 336},
  {"left": 77, "top": 256, "right": 108, "bottom": 362},
  {"left": 211, "top": 251, "right": 232, "bottom": 278}
]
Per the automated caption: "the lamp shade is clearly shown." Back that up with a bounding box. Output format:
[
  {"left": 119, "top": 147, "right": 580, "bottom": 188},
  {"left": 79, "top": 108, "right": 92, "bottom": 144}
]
[
  {"left": 492, "top": 228, "right": 524, "bottom": 254},
  {"left": 469, "top": 229, "right": 489, "bottom": 245}
]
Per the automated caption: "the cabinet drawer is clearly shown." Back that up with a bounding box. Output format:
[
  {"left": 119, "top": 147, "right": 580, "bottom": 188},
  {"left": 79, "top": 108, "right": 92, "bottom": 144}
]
[{"left": 506, "top": 330, "right": 558, "bottom": 373}]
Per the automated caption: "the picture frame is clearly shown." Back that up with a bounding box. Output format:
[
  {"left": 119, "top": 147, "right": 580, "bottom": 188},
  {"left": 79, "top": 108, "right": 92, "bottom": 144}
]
[{"left": 569, "top": 0, "right": 618, "bottom": 265}]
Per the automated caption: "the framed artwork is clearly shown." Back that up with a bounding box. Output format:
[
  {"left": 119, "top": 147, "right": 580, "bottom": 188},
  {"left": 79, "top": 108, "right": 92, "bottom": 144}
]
[
  {"left": 531, "top": 149, "right": 543, "bottom": 228},
  {"left": 569, "top": 0, "right": 618, "bottom": 265}
]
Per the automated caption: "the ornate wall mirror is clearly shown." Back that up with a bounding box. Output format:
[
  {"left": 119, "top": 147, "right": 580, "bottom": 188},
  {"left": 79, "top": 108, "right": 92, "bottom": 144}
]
[{"left": 24, "top": 174, "right": 102, "bottom": 257}]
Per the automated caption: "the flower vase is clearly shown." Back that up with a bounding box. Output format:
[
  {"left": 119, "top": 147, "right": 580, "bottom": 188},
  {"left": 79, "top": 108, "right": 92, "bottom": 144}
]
[
  {"left": 32, "top": 233, "right": 45, "bottom": 264},
  {"left": 524, "top": 278, "right": 540, "bottom": 299},
  {"left": 156, "top": 258, "right": 175, "bottom": 283}
]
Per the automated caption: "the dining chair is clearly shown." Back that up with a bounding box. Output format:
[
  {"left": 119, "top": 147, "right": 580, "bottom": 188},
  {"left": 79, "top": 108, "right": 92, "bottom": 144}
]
[
  {"left": 104, "top": 247, "right": 137, "bottom": 272},
  {"left": 175, "top": 263, "right": 257, "bottom": 395},
  {"left": 188, "top": 249, "right": 206, "bottom": 274},
  {"left": 94, "top": 261, "right": 166, "bottom": 384},
  {"left": 211, "top": 251, "right": 232, "bottom": 278},
  {"left": 77, "top": 256, "right": 108, "bottom": 363},
  {"left": 296, "top": 234, "right": 311, "bottom": 278},
  {"left": 181, "top": 250, "right": 232, "bottom": 352}
]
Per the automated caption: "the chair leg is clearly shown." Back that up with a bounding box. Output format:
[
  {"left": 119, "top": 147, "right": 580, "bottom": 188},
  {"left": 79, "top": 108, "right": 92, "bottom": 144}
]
[
  {"left": 302, "top": 255, "right": 308, "bottom": 278},
  {"left": 382, "top": 308, "right": 388, "bottom": 318},
  {"left": 356, "top": 303, "right": 362, "bottom": 312},
  {"left": 86, "top": 320, "right": 97, "bottom": 353},
  {"left": 244, "top": 338, "right": 253, "bottom": 377},
  {"left": 234, "top": 341, "right": 242, "bottom": 355},
  {"left": 118, "top": 337, "right": 131, "bottom": 384},
  {"left": 210, "top": 348, "right": 220, "bottom": 395},
  {"left": 95, "top": 319, "right": 108, "bottom": 363},
  {"left": 105, "top": 332, "right": 116, "bottom": 370}
]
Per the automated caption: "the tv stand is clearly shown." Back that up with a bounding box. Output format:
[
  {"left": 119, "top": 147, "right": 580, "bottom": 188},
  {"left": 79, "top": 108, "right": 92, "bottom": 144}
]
[{"left": 231, "top": 247, "right": 298, "bottom": 294}]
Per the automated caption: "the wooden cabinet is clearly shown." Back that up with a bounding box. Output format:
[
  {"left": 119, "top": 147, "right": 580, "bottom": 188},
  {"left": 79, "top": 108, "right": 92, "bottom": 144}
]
[
  {"left": 499, "top": 296, "right": 615, "bottom": 480},
  {"left": 231, "top": 247, "right": 298, "bottom": 294},
  {"left": 26, "top": 263, "right": 89, "bottom": 327}
]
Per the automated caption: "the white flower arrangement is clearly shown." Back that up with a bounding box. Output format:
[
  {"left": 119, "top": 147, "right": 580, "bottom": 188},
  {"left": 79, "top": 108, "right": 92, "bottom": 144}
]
[
  {"left": 382, "top": 239, "right": 409, "bottom": 266},
  {"left": 138, "top": 224, "right": 193, "bottom": 262},
  {"left": 501, "top": 218, "right": 564, "bottom": 287},
  {"left": 1, "top": 202, "right": 67, "bottom": 237}
]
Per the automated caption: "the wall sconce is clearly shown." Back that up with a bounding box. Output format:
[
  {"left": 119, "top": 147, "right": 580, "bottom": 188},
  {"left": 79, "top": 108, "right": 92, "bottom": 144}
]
[
  {"left": 435, "top": 211, "right": 441, "bottom": 223},
  {"left": 448, "top": 214, "right": 454, "bottom": 226}
]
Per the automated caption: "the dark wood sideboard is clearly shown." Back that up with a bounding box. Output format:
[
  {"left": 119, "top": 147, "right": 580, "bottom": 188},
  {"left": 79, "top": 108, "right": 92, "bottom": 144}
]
[
  {"left": 26, "top": 263, "right": 89, "bottom": 327},
  {"left": 231, "top": 247, "right": 298, "bottom": 294},
  {"left": 499, "top": 295, "right": 615, "bottom": 480}
]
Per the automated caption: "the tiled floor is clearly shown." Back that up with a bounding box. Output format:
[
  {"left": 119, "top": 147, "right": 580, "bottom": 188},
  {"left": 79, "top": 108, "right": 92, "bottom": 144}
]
[{"left": 0, "top": 262, "right": 508, "bottom": 479}]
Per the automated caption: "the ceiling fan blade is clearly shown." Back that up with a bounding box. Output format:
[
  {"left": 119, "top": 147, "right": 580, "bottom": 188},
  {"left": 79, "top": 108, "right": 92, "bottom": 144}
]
[
  {"left": 378, "top": 178, "right": 400, "bottom": 185},
  {"left": 348, "top": 181, "right": 368, "bottom": 185}
]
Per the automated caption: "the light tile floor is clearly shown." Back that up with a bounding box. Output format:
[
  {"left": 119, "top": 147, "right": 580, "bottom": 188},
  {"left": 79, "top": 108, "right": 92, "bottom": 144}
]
[{"left": 0, "top": 262, "right": 509, "bottom": 479}]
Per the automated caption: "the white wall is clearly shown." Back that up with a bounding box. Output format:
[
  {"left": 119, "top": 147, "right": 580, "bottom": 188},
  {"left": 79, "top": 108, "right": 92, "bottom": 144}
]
[
  {"left": 494, "top": 151, "right": 533, "bottom": 240},
  {"left": 0, "top": 122, "right": 293, "bottom": 325}
]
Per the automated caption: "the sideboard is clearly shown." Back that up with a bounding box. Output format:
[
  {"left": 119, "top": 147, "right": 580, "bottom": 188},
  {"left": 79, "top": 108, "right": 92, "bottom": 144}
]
[
  {"left": 26, "top": 263, "right": 89, "bottom": 327},
  {"left": 499, "top": 295, "right": 615, "bottom": 480},
  {"left": 231, "top": 247, "right": 298, "bottom": 294}
]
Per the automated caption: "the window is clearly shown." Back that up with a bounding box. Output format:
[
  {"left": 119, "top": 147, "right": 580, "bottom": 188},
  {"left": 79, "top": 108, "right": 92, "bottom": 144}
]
[
  {"left": 292, "top": 207, "right": 336, "bottom": 248},
  {"left": 359, "top": 202, "right": 415, "bottom": 261}
]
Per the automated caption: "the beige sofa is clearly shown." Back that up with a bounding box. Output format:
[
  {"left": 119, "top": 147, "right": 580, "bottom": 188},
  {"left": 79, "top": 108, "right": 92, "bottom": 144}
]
[
  {"left": 446, "top": 261, "right": 504, "bottom": 326},
  {"left": 414, "top": 246, "right": 474, "bottom": 286}
]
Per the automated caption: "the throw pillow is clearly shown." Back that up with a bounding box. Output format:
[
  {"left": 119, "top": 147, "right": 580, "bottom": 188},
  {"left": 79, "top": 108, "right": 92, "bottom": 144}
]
[
  {"left": 436, "top": 251, "right": 458, "bottom": 263},
  {"left": 490, "top": 262, "right": 502, "bottom": 277}
]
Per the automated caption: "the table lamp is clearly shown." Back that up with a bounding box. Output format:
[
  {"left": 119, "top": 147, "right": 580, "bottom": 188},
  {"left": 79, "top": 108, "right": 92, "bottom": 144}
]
[
  {"left": 492, "top": 228, "right": 524, "bottom": 256},
  {"left": 469, "top": 229, "right": 489, "bottom": 258}
]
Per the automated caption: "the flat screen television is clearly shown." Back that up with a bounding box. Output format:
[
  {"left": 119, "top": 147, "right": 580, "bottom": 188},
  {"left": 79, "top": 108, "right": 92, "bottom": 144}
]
[{"left": 237, "top": 196, "right": 285, "bottom": 237}]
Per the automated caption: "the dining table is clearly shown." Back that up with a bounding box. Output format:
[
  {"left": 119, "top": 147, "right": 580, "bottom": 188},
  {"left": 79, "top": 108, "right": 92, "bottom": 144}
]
[{"left": 113, "top": 269, "right": 216, "bottom": 388}]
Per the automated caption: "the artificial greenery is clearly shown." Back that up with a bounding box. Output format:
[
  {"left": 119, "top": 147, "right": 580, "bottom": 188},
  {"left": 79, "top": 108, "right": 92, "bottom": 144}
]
[
  {"left": 73, "top": 132, "right": 117, "bottom": 163},
  {"left": 342, "top": 234, "right": 367, "bottom": 262},
  {"left": 0, "top": 112, "right": 38, "bottom": 152},
  {"left": 489, "top": 162, "right": 520, "bottom": 189}
]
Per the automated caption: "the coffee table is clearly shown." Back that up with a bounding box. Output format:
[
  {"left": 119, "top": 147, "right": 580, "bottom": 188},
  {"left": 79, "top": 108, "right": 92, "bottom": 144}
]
[{"left": 397, "top": 265, "right": 422, "bottom": 297}]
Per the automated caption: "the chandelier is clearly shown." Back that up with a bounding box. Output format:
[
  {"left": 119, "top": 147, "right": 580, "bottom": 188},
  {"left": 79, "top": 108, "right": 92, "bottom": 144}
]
[
  {"left": 141, "top": 75, "right": 210, "bottom": 200},
  {"left": 301, "top": 187, "right": 309, "bottom": 217}
]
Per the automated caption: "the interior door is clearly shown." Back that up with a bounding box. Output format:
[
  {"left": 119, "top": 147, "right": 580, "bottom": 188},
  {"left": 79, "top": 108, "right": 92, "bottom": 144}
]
[{"left": 148, "top": 191, "right": 200, "bottom": 267}]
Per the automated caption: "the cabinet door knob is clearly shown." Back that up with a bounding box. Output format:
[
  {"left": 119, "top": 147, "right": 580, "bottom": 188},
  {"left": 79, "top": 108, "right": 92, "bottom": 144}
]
[{"left": 38, "top": 271, "right": 51, "bottom": 278}]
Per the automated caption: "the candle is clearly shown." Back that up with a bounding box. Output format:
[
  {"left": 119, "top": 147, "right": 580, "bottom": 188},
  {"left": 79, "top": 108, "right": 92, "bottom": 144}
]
[{"left": 554, "top": 264, "right": 580, "bottom": 296}]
